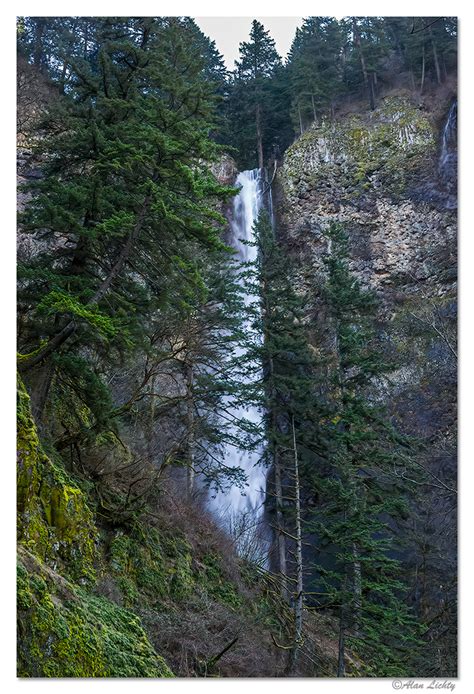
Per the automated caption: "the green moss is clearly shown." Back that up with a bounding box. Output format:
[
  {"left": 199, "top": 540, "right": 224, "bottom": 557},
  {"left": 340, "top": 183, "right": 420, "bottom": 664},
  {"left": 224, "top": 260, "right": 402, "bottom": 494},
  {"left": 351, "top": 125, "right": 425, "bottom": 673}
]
[
  {"left": 281, "top": 96, "right": 435, "bottom": 198},
  {"left": 117, "top": 576, "right": 140, "bottom": 606},
  {"left": 16, "top": 377, "right": 42, "bottom": 512},
  {"left": 169, "top": 550, "right": 194, "bottom": 600},
  {"left": 17, "top": 376, "right": 97, "bottom": 582},
  {"left": 17, "top": 553, "right": 173, "bottom": 678},
  {"left": 107, "top": 525, "right": 245, "bottom": 611},
  {"left": 201, "top": 554, "right": 243, "bottom": 609},
  {"left": 109, "top": 529, "right": 166, "bottom": 603},
  {"left": 17, "top": 563, "right": 34, "bottom": 610},
  {"left": 108, "top": 524, "right": 195, "bottom": 605}
]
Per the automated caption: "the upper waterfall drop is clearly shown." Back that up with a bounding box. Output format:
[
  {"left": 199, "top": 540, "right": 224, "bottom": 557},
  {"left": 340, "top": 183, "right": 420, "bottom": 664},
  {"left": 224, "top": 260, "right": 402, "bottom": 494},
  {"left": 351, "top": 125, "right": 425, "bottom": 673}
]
[
  {"left": 231, "top": 168, "right": 265, "bottom": 266},
  {"left": 207, "top": 168, "right": 269, "bottom": 525}
]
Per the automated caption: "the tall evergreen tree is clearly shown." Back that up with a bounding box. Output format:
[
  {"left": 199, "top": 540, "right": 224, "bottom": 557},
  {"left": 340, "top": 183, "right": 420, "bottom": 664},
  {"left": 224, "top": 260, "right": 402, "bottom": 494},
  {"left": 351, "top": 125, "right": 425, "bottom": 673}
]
[
  {"left": 307, "top": 223, "right": 422, "bottom": 676},
  {"left": 287, "top": 18, "right": 344, "bottom": 132},
  {"left": 231, "top": 20, "right": 282, "bottom": 168},
  {"left": 249, "top": 210, "right": 329, "bottom": 669},
  {"left": 18, "top": 17, "right": 233, "bottom": 430}
]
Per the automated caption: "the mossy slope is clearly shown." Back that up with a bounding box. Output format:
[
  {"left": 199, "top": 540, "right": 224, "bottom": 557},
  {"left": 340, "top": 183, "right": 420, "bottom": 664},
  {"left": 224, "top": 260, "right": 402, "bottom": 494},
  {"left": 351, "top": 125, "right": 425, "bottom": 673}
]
[
  {"left": 17, "top": 547, "right": 172, "bottom": 677},
  {"left": 17, "top": 377, "right": 96, "bottom": 583},
  {"left": 16, "top": 377, "right": 174, "bottom": 677},
  {"left": 17, "top": 376, "right": 346, "bottom": 677}
]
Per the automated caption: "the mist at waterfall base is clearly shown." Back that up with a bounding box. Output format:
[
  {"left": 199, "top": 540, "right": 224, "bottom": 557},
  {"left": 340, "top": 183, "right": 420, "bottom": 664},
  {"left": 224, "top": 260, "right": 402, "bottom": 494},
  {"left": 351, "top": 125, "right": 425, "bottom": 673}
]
[{"left": 206, "top": 169, "right": 271, "bottom": 564}]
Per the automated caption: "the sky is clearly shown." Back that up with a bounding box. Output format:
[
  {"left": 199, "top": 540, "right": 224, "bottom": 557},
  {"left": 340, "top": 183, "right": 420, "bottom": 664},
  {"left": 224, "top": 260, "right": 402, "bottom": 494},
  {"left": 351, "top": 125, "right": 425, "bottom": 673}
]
[{"left": 195, "top": 17, "right": 304, "bottom": 70}]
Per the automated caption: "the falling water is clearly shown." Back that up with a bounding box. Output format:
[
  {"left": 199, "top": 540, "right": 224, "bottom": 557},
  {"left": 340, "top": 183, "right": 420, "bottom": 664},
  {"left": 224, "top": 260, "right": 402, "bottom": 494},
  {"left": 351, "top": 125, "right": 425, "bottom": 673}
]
[
  {"left": 412, "top": 99, "right": 457, "bottom": 210},
  {"left": 434, "top": 99, "right": 458, "bottom": 210},
  {"left": 207, "top": 168, "right": 270, "bottom": 558},
  {"left": 438, "top": 100, "right": 457, "bottom": 192}
]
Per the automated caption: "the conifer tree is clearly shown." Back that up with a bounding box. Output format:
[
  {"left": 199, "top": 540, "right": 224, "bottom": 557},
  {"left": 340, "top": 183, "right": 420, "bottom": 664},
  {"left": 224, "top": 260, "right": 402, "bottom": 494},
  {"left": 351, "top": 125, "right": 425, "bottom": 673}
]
[
  {"left": 307, "top": 223, "right": 422, "bottom": 676},
  {"left": 249, "top": 210, "right": 329, "bottom": 669},
  {"left": 18, "top": 17, "right": 233, "bottom": 431},
  {"left": 287, "top": 18, "right": 343, "bottom": 131},
  {"left": 231, "top": 20, "right": 282, "bottom": 168}
]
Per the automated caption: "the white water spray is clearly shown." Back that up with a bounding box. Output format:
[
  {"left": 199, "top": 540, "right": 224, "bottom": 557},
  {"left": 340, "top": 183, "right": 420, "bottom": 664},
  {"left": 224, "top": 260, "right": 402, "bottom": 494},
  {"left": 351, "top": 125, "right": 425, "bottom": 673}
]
[{"left": 208, "top": 169, "right": 270, "bottom": 556}]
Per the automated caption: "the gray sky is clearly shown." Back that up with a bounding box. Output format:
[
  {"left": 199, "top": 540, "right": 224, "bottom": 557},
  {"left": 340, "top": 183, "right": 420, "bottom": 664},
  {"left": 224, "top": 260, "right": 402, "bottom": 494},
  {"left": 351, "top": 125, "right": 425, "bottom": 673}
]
[{"left": 195, "top": 17, "right": 304, "bottom": 70}]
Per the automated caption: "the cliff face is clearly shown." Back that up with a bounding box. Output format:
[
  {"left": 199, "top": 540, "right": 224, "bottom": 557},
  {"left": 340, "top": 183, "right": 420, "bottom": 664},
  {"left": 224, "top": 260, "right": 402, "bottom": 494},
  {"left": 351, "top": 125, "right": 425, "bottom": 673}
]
[
  {"left": 277, "top": 94, "right": 457, "bottom": 437},
  {"left": 278, "top": 95, "right": 455, "bottom": 300},
  {"left": 276, "top": 92, "right": 457, "bottom": 673}
]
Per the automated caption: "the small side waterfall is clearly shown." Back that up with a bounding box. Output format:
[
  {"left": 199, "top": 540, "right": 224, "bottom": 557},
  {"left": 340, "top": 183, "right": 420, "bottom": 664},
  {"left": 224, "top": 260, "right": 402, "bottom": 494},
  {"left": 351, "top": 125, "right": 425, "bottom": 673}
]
[
  {"left": 438, "top": 99, "right": 457, "bottom": 192},
  {"left": 208, "top": 168, "right": 270, "bottom": 559},
  {"left": 412, "top": 99, "right": 457, "bottom": 210}
]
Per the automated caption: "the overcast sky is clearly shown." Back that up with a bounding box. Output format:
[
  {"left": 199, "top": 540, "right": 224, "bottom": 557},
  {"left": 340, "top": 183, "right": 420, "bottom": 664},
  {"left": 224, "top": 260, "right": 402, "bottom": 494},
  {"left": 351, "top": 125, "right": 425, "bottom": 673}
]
[{"left": 195, "top": 17, "right": 304, "bottom": 70}]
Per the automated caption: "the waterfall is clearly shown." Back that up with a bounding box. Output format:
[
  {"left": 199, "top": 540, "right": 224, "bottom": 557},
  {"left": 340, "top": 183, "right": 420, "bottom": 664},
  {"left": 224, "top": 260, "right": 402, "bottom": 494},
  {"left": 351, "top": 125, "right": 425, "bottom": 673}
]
[
  {"left": 413, "top": 99, "right": 457, "bottom": 210},
  {"left": 207, "top": 168, "right": 270, "bottom": 560},
  {"left": 438, "top": 99, "right": 457, "bottom": 191}
]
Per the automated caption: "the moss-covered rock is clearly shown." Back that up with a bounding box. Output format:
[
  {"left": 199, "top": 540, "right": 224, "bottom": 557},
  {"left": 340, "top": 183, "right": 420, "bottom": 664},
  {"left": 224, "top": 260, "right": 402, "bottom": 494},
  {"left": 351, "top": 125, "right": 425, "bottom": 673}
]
[
  {"left": 17, "top": 549, "right": 173, "bottom": 677},
  {"left": 281, "top": 96, "right": 435, "bottom": 199},
  {"left": 107, "top": 524, "right": 195, "bottom": 606},
  {"left": 16, "top": 380, "right": 177, "bottom": 677},
  {"left": 17, "top": 376, "right": 97, "bottom": 582}
]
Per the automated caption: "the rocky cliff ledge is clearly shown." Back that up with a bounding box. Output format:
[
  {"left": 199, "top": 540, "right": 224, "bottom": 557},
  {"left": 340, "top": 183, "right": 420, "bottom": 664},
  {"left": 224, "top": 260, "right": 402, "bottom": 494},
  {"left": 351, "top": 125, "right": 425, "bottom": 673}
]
[{"left": 277, "top": 95, "right": 456, "bottom": 306}]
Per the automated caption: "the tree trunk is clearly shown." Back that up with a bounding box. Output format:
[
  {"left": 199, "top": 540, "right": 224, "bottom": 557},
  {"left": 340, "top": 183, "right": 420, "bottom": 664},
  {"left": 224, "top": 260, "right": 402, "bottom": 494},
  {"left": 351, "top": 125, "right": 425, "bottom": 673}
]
[
  {"left": 289, "top": 415, "right": 304, "bottom": 674},
  {"left": 33, "top": 19, "right": 46, "bottom": 70},
  {"left": 352, "top": 18, "right": 375, "bottom": 110},
  {"left": 274, "top": 449, "right": 288, "bottom": 598},
  {"left": 429, "top": 27, "right": 442, "bottom": 85},
  {"left": 297, "top": 103, "right": 303, "bottom": 136},
  {"left": 83, "top": 21, "right": 89, "bottom": 57},
  {"left": 59, "top": 61, "right": 68, "bottom": 94},
  {"left": 29, "top": 360, "right": 55, "bottom": 425},
  {"left": 147, "top": 374, "right": 156, "bottom": 461},
  {"left": 263, "top": 287, "right": 288, "bottom": 598},
  {"left": 441, "top": 55, "right": 448, "bottom": 82},
  {"left": 311, "top": 94, "right": 317, "bottom": 124},
  {"left": 352, "top": 542, "right": 362, "bottom": 637},
  {"left": 369, "top": 73, "right": 376, "bottom": 111},
  {"left": 337, "top": 571, "right": 347, "bottom": 677},
  {"left": 256, "top": 102, "right": 264, "bottom": 169},
  {"left": 185, "top": 361, "right": 195, "bottom": 500},
  {"left": 420, "top": 43, "right": 426, "bottom": 95}
]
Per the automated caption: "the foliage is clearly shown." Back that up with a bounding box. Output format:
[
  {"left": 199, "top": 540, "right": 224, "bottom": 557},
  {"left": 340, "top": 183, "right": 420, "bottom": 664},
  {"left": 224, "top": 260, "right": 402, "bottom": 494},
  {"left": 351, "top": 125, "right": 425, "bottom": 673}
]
[
  {"left": 17, "top": 552, "right": 173, "bottom": 677},
  {"left": 17, "top": 17, "right": 234, "bottom": 445},
  {"left": 305, "top": 222, "right": 424, "bottom": 675},
  {"left": 226, "top": 20, "right": 287, "bottom": 168}
]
